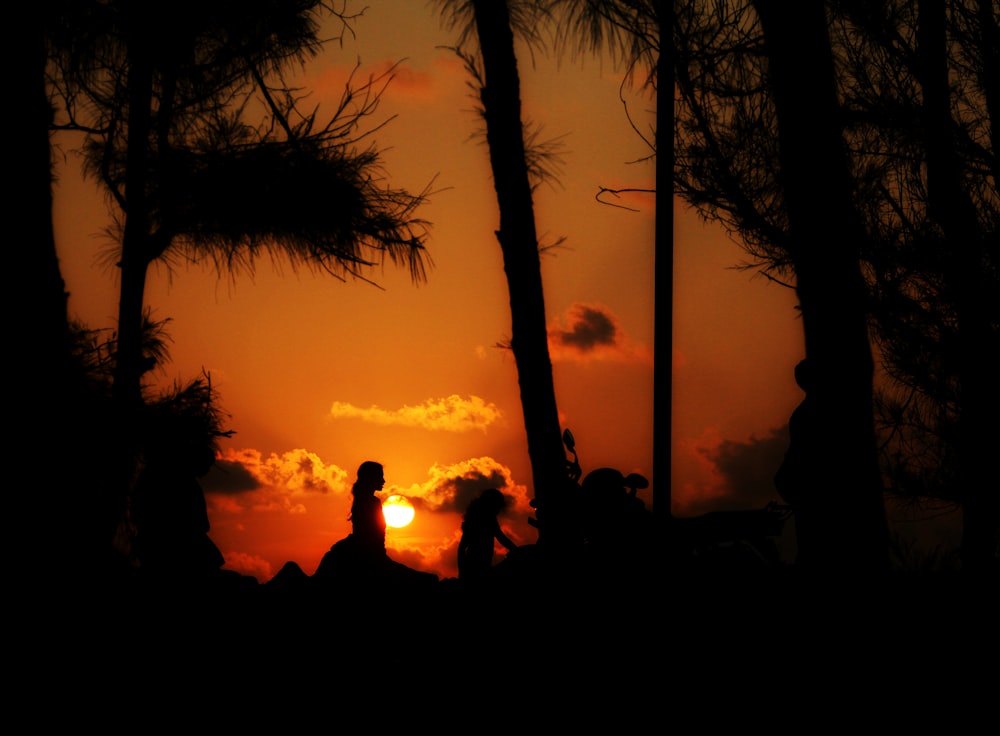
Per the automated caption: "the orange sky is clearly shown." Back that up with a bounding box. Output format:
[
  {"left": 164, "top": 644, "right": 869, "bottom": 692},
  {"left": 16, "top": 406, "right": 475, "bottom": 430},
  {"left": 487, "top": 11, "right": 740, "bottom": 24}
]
[{"left": 52, "top": 2, "right": 805, "bottom": 582}]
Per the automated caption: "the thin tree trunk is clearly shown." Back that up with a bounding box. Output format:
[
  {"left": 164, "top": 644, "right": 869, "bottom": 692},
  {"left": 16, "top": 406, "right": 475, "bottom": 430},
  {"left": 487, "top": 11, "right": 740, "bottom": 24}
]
[
  {"left": 107, "top": 32, "right": 157, "bottom": 562},
  {"left": 112, "top": 34, "right": 154, "bottom": 412},
  {"left": 20, "top": 8, "right": 68, "bottom": 579},
  {"left": 470, "top": 0, "right": 568, "bottom": 546},
  {"left": 22, "top": 8, "right": 70, "bottom": 370},
  {"left": 754, "top": 0, "right": 889, "bottom": 575},
  {"left": 977, "top": 0, "right": 1000, "bottom": 187},
  {"left": 21, "top": 7, "right": 109, "bottom": 584},
  {"left": 654, "top": 1, "right": 671, "bottom": 525}
]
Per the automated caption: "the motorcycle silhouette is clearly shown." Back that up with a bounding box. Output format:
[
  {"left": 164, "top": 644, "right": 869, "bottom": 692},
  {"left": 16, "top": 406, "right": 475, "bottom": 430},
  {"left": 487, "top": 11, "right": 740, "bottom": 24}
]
[
  {"left": 499, "top": 429, "right": 655, "bottom": 575},
  {"left": 527, "top": 428, "right": 790, "bottom": 573},
  {"left": 496, "top": 428, "right": 790, "bottom": 586}
]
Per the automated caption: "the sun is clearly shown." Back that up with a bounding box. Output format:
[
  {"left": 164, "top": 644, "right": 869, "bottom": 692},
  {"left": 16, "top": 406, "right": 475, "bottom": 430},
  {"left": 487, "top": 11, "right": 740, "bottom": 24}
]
[{"left": 382, "top": 495, "right": 415, "bottom": 528}]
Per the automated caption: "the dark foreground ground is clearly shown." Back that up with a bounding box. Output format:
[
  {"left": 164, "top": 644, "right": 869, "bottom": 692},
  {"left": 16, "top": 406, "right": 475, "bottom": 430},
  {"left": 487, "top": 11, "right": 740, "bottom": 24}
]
[{"left": 12, "top": 551, "right": 998, "bottom": 727}]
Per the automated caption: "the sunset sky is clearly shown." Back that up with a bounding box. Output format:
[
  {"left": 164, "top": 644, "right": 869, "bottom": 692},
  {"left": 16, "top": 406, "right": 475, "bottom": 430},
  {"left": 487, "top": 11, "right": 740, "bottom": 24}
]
[{"left": 52, "top": 1, "right": 806, "bottom": 582}]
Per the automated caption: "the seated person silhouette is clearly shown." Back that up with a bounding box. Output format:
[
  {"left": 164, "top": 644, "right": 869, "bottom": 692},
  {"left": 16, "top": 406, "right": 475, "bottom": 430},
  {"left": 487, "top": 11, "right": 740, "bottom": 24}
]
[
  {"left": 349, "top": 460, "right": 388, "bottom": 559},
  {"left": 457, "top": 488, "right": 518, "bottom": 584},
  {"left": 314, "top": 460, "right": 438, "bottom": 589},
  {"left": 132, "top": 422, "right": 225, "bottom": 585}
]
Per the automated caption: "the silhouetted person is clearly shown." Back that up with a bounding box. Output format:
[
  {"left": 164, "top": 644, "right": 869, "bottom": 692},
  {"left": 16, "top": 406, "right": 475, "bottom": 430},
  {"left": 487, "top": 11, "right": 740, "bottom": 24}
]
[
  {"left": 314, "top": 460, "right": 438, "bottom": 591},
  {"left": 349, "top": 460, "right": 388, "bottom": 558},
  {"left": 774, "top": 358, "right": 821, "bottom": 566},
  {"left": 132, "top": 425, "right": 225, "bottom": 585},
  {"left": 457, "top": 488, "right": 518, "bottom": 584}
]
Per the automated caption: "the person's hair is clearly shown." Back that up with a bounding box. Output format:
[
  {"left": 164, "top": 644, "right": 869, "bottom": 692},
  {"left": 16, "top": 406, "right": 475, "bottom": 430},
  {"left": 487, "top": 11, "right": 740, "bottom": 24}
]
[
  {"left": 463, "top": 488, "right": 506, "bottom": 526},
  {"left": 353, "top": 461, "right": 383, "bottom": 495},
  {"left": 349, "top": 461, "right": 383, "bottom": 522}
]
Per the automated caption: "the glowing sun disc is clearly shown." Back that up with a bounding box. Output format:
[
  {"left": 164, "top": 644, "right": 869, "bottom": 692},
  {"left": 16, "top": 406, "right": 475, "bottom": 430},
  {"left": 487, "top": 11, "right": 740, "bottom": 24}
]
[{"left": 382, "top": 495, "right": 415, "bottom": 528}]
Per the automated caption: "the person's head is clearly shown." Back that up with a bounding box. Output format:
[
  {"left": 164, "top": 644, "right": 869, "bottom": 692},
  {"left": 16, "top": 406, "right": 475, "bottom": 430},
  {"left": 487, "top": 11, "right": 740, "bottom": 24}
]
[
  {"left": 354, "top": 461, "right": 385, "bottom": 494},
  {"left": 468, "top": 488, "right": 506, "bottom": 518}
]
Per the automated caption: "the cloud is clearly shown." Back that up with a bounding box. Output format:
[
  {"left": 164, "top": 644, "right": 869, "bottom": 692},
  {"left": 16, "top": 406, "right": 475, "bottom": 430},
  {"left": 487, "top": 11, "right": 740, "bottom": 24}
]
[
  {"left": 205, "top": 448, "right": 527, "bottom": 519},
  {"left": 220, "top": 550, "right": 273, "bottom": 582},
  {"left": 203, "top": 455, "right": 261, "bottom": 494},
  {"left": 555, "top": 304, "right": 617, "bottom": 349},
  {"left": 548, "top": 303, "right": 652, "bottom": 363},
  {"left": 388, "top": 530, "right": 463, "bottom": 580},
  {"left": 370, "top": 59, "right": 435, "bottom": 98},
  {"left": 329, "top": 394, "right": 502, "bottom": 432},
  {"left": 395, "top": 456, "right": 531, "bottom": 516},
  {"left": 203, "top": 447, "right": 350, "bottom": 512},
  {"left": 703, "top": 427, "right": 788, "bottom": 510},
  {"left": 675, "top": 426, "right": 788, "bottom": 517},
  {"left": 204, "top": 447, "right": 532, "bottom": 582},
  {"left": 303, "top": 58, "right": 441, "bottom": 110}
]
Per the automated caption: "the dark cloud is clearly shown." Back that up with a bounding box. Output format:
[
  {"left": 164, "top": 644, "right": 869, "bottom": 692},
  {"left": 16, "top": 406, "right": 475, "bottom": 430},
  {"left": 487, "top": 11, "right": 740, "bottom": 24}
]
[
  {"left": 547, "top": 303, "right": 652, "bottom": 363},
  {"left": 415, "top": 465, "right": 513, "bottom": 514},
  {"left": 202, "top": 458, "right": 261, "bottom": 496},
  {"left": 447, "top": 468, "right": 511, "bottom": 514},
  {"left": 691, "top": 426, "right": 789, "bottom": 516},
  {"left": 552, "top": 305, "right": 617, "bottom": 351}
]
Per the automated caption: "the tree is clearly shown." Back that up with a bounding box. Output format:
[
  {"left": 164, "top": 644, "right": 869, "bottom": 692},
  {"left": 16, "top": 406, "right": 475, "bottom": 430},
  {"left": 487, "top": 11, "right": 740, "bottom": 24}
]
[
  {"left": 45, "top": 1, "right": 432, "bottom": 570},
  {"left": 549, "top": 0, "right": 669, "bottom": 526},
  {"left": 673, "top": 0, "right": 997, "bottom": 572},
  {"left": 434, "top": 0, "right": 569, "bottom": 547},
  {"left": 557, "top": 1, "right": 893, "bottom": 572},
  {"left": 836, "top": 0, "right": 999, "bottom": 572},
  {"left": 16, "top": 3, "right": 82, "bottom": 585},
  {"left": 22, "top": 6, "right": 71, "bottom": 369},
  {"left": 752, "top": 0, "right": 889, "bottom": 573},
  {"left": 50, "top": 1, "right": 431, "bottom": 411},
  {"left": 674, "top": 0, "right": 892, "bottom": 573}
]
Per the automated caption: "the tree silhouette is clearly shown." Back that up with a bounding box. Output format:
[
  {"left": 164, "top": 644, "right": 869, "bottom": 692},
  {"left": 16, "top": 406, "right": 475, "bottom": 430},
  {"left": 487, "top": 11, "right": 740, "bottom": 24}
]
[
  {"left": 49, "top": 1, "right": 431, "bottom": 411},
  {"left": 674, "top": 1, "right": 891, "bottom": 572},
  {"left": 673, "top": 1, "right": 998, "bottom": 572},
  {"left": 839, "top": 0, "right": 999, "bottom": 571},
  {"left": 41, "top": 1, "right": 433, "bottom": 576},
  {"left": 17, "top": 3, "right": 82, "bottom": 586},
  {"left": 753, "top": 0, "right": 890, "bottom": 573},
  {"left": 435, "top": 0, "right": 567, "bottom": 544},
  {"left": 547, "top": 0, "right": 669, "bottom": 541}
]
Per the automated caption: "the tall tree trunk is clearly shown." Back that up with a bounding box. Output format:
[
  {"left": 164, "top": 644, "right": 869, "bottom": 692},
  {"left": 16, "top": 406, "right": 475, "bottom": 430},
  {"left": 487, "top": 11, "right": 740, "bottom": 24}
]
[
  {"left": 20, "top": 8, "right": 66, "bottom": 579},
  {"left": 654, "top": 1, "right": 671, "bottom": 525},
  {"left": 112, "top": 34, "right": 154, "bottom": 413},
  {"left": 470, "top": 0, "right": 568, "bottom": 546},
  {"left": 754, "top": 0, "right": 889, "bottom": 575},
  {"left": 20, "top": 5, "right": 71, "bottom": 375},
  {"left": 107, "top": 32, "right": 157, "bottom": 562},
  {"left": 977, "top": 0, "right": 1000, "bottom": 188},
  {"left": 917, "top": 0, "right": 999, "bottom": 574},
  {"left": 20, "top": 7, "right": 108, "bottom": 585}
]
